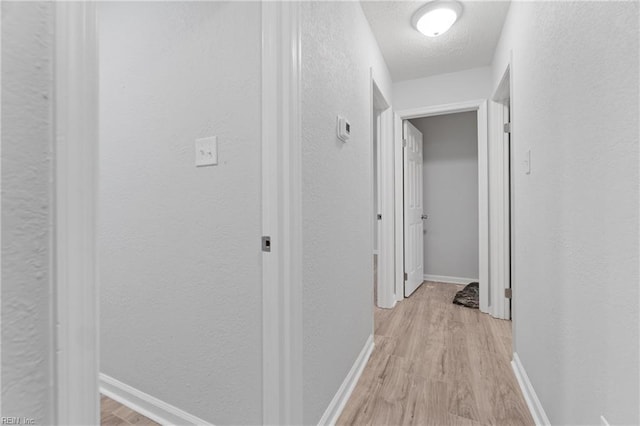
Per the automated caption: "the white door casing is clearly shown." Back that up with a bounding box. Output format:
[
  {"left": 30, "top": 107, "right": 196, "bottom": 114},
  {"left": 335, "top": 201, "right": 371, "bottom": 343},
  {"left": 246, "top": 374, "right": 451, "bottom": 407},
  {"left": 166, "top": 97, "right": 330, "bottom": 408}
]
[
  {"left": 395, "top": 100, "right": 490, "bottom": 312},
  {"left": 54, "top": 2, "right": 303, "bottom": 424},
  {"left": 55, "top": 2, "right": 100, "bottom": 424},
  {"left": 503, "top": 102, "right": 512, "bottom": 320},
  {"left": 488, "top": 63, "right": 512, "bottom": 321},
  {"left": 403, "top": 121, "right": 424, "bottom": 297}
]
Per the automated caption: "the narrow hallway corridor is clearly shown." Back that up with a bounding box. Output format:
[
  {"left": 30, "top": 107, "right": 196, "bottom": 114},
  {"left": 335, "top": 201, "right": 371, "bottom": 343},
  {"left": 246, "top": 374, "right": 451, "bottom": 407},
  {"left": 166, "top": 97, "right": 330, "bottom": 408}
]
[{"left": 338, "top": 283, "right": 533, "bottom": 426}]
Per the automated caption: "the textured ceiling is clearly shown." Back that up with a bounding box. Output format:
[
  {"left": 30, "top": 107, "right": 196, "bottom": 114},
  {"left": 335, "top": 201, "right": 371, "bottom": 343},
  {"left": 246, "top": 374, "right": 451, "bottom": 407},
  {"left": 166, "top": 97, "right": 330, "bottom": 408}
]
[{"left": 361, "top": 1, "right": 511, "bottom": 81}]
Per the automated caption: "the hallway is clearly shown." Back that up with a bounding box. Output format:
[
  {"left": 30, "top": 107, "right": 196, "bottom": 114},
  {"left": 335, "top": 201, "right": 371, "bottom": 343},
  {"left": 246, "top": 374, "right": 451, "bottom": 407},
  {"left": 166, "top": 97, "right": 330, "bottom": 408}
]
[
  {"left": 3, "top": 1, "right": 638, "bottom": 424},
  {"left": 338, "top": 283, "right": 533, "bottom": 426}
]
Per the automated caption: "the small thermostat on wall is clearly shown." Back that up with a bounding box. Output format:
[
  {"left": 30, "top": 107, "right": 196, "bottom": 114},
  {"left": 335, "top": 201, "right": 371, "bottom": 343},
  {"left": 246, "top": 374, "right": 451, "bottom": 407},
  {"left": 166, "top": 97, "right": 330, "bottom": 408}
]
[{"left": 337, "top": 115, "right": 351, "bottom": 142}]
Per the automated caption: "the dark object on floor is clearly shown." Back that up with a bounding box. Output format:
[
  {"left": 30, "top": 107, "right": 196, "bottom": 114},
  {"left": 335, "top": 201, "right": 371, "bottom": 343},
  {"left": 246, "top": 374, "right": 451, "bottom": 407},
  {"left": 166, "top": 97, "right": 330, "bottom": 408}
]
[{"left": 453, "top": 282, "right": 479, "bottom": 309}]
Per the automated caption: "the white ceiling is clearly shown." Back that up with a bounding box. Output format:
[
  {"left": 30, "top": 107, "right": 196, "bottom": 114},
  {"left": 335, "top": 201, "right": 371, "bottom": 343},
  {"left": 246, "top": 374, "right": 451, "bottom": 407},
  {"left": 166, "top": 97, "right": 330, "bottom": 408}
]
[{"left": 361, "top": 1, "right": 511, "bottom": 82}]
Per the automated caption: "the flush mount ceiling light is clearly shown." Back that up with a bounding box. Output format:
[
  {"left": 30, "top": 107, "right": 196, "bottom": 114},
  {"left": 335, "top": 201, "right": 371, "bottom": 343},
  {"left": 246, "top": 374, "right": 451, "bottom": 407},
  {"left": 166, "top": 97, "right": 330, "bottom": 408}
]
[{"left": 412, "top": 1, "right": 463, "bottom": 37}]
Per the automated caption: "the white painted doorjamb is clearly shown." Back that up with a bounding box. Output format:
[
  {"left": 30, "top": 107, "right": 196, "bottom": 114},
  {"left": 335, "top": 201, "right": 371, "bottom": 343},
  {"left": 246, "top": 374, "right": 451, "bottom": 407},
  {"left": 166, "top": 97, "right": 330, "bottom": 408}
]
[
  {"left": 394, "top": 100, "right": 489, "bottom": 312},
  {"left": 54, "top": 2, "right": 100, "bottom": 424},
  {"left": 393, "top": 113, "right": 404, "bottom": 303},
  {"left": 379, "top": 106, "right": 395, "bottom": 308},
  {"left": 477, "top": 101, "right": 489, "bottom": 314},
  {"left": 488, "top": 100, "right": 510, "bottom": 320},
  {"left": 488, "top": 60, "right": 513, "bottom": 321},
  {"left": 372, "top": 78, "right": 394, "bottom": 309},
  {"left": 261, "top": 2, "right": 303, "bottom": 425},
  {"left": 1, "top": 3, "right": 3, "bottom": 417},
  {"left": 374, "top": 87, "right": 382, "bottom": 258},
  {"left": 261, "top": 4, "right": 280, "bottom": 423},
  {"left": 508, "top": 54, "right": 516, "bottom": 349}
]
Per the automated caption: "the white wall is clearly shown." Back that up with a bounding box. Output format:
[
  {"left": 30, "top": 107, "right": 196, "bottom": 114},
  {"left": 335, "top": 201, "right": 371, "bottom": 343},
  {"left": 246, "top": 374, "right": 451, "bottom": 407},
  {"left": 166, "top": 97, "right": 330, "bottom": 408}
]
[
  {"left": 1, "top": 3, "right": 54, "bottom": 423},
  {"left": 393, "top": 66, "right": 492, "bottom": 111},
  {"left": 98, "top": 3, "right": 263, "bottom": 424},
  {"left": 300, "top": 2, "right": 392, "bottom": 423},
  {"left": 410, "top": 112, "right": 479, "bottom": 280},
  {"left": 492, "top": 2, "right": 639, "bottom": 424}
]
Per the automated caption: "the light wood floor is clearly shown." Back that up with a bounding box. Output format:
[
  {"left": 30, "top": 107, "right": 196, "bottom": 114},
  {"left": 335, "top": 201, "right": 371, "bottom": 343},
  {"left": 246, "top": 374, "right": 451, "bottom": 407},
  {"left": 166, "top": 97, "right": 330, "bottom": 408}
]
[
  {"left": 338, "top": 282, "right": 534, "bottom": 426},
  {"left": 101, "top": 395, "right": 159, "bottom": 426}
]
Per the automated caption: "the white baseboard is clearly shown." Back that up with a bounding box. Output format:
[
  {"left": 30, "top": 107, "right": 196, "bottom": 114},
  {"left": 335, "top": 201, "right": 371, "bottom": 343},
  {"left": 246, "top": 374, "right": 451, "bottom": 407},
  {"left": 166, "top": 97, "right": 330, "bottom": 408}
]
[
  {"left": 100, "top": 373, "right": 213, "bottom": 426},
  {"left": 511, "top": 353, "right": 550, "bottom": 426},
  {"left": 317, "top": 334, "right": 374, "bottom": 426},
  {"left": 423, "top": 274, "right": 478, "bottom": 285}
]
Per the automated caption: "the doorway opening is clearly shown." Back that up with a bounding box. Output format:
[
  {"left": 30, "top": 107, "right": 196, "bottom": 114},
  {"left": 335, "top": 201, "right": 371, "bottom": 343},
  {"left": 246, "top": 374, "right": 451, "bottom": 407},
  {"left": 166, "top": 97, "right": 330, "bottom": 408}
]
[
  {"left": 54, "top": 2, "right": 298, "bottom": 424},
  {"left": 393, "top": 100, "right": 490, "bottom": 312},
  {"left": 404, "top": 112, "right": 481, "bottom": 298}
]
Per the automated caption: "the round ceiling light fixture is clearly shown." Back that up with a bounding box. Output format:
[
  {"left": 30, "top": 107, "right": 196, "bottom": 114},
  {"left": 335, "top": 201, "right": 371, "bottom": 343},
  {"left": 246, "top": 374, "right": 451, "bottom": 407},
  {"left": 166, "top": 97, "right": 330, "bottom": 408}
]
[{"left": 411, "top": 1, "right": 463, "bottom": 37}]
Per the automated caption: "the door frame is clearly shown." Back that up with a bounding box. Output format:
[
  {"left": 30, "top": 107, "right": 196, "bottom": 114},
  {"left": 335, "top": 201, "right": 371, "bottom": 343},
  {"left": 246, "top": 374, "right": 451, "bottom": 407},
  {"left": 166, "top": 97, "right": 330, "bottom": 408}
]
[
  {"left": 371, "top": 76, "right": 395, "bottom": 309},
  {"left": 53, "top": 2, "right": 302, "bottom": 424},
  {"left": 54, "top": 3, "right": 100, "bottom": 423},
  {"left": 489, "top": 64, "right": 513, "bottom": 321},
  {"left": 261, "top": 2, "right": 304, "bottom": 424},
  {"left": 394, "top": 100, "right": 490, "bottom": 313},
  {"left": 489, "top": 55, "right": 515, "bottom": 323}
]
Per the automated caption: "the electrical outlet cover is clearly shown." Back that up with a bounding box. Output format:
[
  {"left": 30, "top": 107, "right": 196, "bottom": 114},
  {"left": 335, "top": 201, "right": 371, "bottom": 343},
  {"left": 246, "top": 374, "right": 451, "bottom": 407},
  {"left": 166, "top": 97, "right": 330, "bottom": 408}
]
[{"left": 195, "top": 136, "right": 218, "bottom": 167}]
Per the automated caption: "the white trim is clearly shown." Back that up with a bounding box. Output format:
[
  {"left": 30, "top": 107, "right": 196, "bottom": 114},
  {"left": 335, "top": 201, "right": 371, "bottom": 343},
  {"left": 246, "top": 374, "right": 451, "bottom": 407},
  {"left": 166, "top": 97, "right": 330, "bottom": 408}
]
[
  {"left": 0, "top": 3, "right": 3, "bottom": 416},
  {"left": 100, "top": 374, "right": 213, "bottom": 426},
  {"left": 261, "top": 4, "right": 280, "bottom": 424},
  {"left": 488, "top": 100, "right": 510, "bottom": 320},
  {"left": 511, "top": 353, "right": 550, "bottom": 426},
  {"left": 371, "top": 78, "right": 394, "bottom": 309},
  {"left": 379, "top": 106, "right": 395, "bottom": 306},
  {"left": 477, "top": 100, "right": 489, "bottom": 314},
  {"left": 423, "top": 275, "right": 478, "bottom": 285},
  {"left": 261, "top": 3, "right": 304, "bottom": 424},
  {"left": 317, "top": 335, "right": 375, "bottom": 426},
  {"left": 508, "top": 52, "right": 517, "bottom": 341},
  {"left": 395, "top": 99, "right": 489, "bottom": 314},
  {"left": 54, "top": 3, "right": 100, "bottom": 424},
  {"left": 395, "top": 99, "right": 487, "bottom": 121},
  {"left": 488, "top": 60, "right": 512, "bottom": 321},
  {"left": 393, "top": 113, "right": 404, "bottom": 303},
  {"left": 281, "top": 3, "right": 303, "bottom": 423}
]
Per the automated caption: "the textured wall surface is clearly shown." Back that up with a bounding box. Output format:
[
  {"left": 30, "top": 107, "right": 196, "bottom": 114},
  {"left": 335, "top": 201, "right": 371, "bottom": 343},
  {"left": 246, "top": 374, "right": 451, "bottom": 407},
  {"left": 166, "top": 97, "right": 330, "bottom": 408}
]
[
  {"left": 300, "top": 2, "right": 392, "bottom": 423},
  {"left": 492, "top": 2, "right": 639, "bottom": 424},
  {"left": 410, "top": 112, "right": 479, "bottom": 280},
  {"left": 99, "top": 3, "right": 262, "bottom": 424},
  {"left": 393, "top": 67, "right": 492, "bottom": 111},
  {"left": 1, "top": 2, "right": 54, "bottom": 423}
]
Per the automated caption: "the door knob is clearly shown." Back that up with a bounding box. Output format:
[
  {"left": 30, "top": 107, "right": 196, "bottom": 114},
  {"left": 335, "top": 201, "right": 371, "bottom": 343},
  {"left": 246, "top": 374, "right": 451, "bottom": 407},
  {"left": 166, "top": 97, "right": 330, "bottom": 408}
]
[{"left": 421, "top": 214, "right": 429, "bottom": 220}]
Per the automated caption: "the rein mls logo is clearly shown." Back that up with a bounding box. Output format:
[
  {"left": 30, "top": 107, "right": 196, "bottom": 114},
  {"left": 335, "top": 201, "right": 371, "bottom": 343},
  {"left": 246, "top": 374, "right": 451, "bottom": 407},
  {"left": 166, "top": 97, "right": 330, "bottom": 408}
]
[{"left": 1, "top": 418, "right": 35, "bottom": 425}]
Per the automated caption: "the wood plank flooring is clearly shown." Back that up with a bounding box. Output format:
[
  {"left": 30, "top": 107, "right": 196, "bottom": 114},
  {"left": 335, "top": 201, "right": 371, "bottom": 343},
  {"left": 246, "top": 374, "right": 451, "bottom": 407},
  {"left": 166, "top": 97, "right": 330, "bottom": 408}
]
[
  {"left": 101, "top": 395, "right": 160, "bottom": 426},
  {"left": 338, "top": 282, "right": 534, "bottom": 426}
]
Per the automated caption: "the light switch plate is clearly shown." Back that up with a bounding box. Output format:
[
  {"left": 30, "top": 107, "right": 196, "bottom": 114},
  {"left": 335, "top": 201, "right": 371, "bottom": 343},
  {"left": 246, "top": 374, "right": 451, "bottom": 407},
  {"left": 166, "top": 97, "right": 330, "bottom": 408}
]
[{"left": 195, "top": 136, "right": 218, "bottom": 167}]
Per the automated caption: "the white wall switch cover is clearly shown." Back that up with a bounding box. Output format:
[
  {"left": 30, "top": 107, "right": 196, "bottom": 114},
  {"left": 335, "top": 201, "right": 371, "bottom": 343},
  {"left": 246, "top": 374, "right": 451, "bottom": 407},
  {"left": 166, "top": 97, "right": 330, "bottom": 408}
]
[
  {"left": 524, "top": 149, "right": 531, "bottom": 174},
  {"left": 195, "top": 136, "right": 218, "bottom": 167}
]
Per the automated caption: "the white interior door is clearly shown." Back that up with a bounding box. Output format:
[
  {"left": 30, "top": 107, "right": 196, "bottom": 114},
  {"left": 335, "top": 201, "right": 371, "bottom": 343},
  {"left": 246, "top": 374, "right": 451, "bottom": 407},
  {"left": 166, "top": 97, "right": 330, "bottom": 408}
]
[{"left": 403, "top": 121, "right": 424, "bottom": 297}]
